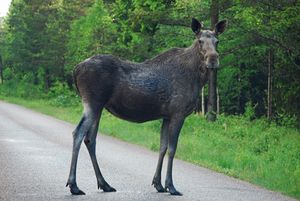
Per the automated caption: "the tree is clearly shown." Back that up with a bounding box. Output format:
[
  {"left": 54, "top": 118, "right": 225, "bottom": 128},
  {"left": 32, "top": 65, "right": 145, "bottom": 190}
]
[
  {"left": 66, "top": 0, "right": 117, "bottom": 71},
  {"left": 0, "top": 55, "right": 3, "bottom": 83},
  {"left": 206, "top": 0, "right": 219, "bottom": 121},
  {"left": 3, "top": 0, "right": 57, "bottom": 88},
  {"left": 216, "top": 0, "right": 300, "bottom": 121}
]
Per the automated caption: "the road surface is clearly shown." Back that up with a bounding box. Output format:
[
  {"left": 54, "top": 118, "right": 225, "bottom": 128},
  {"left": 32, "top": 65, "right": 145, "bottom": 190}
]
[{"left": 0, "top": 101, "right": 296, "bottom": 201}]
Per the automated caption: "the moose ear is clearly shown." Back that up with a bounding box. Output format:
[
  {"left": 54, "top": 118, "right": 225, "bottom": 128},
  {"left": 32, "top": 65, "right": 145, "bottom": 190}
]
[
  {"left": 191, "top": 18, "right": 201, "bottom": 34},
  {"left": 215, "top": 20, "right": 227, "bottom": 35}
]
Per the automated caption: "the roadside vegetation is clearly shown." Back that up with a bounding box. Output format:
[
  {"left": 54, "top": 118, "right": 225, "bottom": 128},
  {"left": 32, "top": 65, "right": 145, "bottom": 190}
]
[{"left": 0, "top": 83, "right": 299, "bottom": 199}]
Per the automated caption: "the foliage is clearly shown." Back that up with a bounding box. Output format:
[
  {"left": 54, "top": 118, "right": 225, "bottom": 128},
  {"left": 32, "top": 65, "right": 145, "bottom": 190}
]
[
  {"left": 219, "top": 0, "right": 300, "bottom": 120},
  {"left": 0, "top": 72, "right": 80, "bottom": 107},
  {"left": 65, "top": 0, "right": 117, "bottom": 71},
  {"left": 0, "top": 69, "right": 42, "bottom": 99},
  {"left": 244, "top": 101, "right": 256, "bottom": 120},
  {"left": 47, "top": 81, "right": 80, "bottom": 107},
  {"left": 275, "top": 112, "right": 298, "bottom": 128}
]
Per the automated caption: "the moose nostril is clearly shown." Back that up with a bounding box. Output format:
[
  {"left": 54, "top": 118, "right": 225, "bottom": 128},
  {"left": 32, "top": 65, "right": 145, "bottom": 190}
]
[
  {"left": 209, "top": 53, "right": 219, "bottom": 60},
  {"left": 211, "top": 53, "right": 218, "bottom": 59},
  {"left": 205, "top": 53, "right": 219, "bottom": 62}
]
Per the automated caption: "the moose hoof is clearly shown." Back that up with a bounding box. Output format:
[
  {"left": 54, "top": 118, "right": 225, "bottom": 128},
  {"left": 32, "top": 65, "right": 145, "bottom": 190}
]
[
  {"left": 165, "top": 185, "right": 183, "bottom": 196},
  {"left": 103, "top": 185, "right": 116, "bottom": 192},
  {"left": 169, "top": 190, "right": 183, "bottom": 196},
  {"left": 152, "top": 177, "right": 167, "bottom": 193},
  {"left": 152, "top": 183, "right": 167, "bottom": 193},
  {"left": 156, "top": 184, "right": 167, "bottom": 193},
  {"left": 98, "top": 183, "right": 116, "bottom": 192},
  {"left": 66, "top": 183, "right": 86, "bottom": 195},
  {"left": 70, "top": 188, "right": 86, "bottom": 195}
]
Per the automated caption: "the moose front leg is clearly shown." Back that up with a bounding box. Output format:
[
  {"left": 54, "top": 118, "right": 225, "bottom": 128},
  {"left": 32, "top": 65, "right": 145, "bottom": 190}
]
[
  {"left": 152, "top": 119, "right": 170, "bottom": 193},
  {"left": 164, "top": 117, "right": 184, "bottom": 196}
]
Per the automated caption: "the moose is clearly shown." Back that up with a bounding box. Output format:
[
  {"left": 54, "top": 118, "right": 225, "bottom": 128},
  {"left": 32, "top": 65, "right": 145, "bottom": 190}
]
[{"left": 66, "top": 18, "right": 226, "bottom": 196}]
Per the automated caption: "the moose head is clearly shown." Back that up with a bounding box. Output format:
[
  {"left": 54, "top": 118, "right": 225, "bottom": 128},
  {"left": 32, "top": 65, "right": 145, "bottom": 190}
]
[{"left": 191, "top": 18, "right": 227, "bottom": 68}]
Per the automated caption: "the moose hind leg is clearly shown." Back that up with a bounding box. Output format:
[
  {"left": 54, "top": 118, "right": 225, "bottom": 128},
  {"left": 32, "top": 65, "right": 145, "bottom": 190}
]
[
  {"left": 66, "top": 115, "right": 93, "bottom": 195},
  {"left": 165, "top": 117, "right": 184, "bottom": 196},
  {"left": 84, "top": 109, "right": 116, "bottom": 192},
  {"left": 152, "top": 119, "right": 169, "bottom": 193}
]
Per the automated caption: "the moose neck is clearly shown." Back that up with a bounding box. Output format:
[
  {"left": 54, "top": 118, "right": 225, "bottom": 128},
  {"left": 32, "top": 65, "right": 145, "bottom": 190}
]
[{"left": 176, "top": 40, "right": 208, "bottom": 87}]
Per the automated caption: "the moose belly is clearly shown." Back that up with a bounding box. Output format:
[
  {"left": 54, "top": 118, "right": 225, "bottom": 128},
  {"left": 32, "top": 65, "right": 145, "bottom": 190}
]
[
  {"left": 105, "top": 87, "right": 169, "bottom": 123},
  {"left": 105, "top": 99, "right": 163, "bottom": 123}
]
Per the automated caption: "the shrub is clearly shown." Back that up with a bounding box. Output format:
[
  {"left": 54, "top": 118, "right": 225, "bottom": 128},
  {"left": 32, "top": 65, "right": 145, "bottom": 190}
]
[
  {"left": 46, "top": 81, "right": 80, "bottom": 107},
  {"left": 275, "top": 112, "right": 297, "bottom": 128},
  {"left": 244, "top": 101, "right": 256, "bottom": 120},
  {"left": 0, "top": 71, "right": 42, "bottom": 99}
]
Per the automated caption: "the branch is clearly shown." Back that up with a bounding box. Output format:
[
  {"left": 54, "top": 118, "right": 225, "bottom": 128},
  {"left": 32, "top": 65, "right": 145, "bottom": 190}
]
[
  {"left": 158, "top": 18, "right": 190, "bottom": 27},
  {"left": 141, "top": 8, "right": 209, "bottom": 28},
  {"left": 256, "top": 1, "right": 285, "bottom": 11},
  {"left": 250, "top": 31, "right": 292, "bottom": 53},
  {"left": 220, "top": 43, "right": 254, "bottom": 56},
  {"left": 249, "top": 31, "right": 300, "bottom": 69},
  {"left": 228, "top": 21, "right": 300, "bottom": 70}
]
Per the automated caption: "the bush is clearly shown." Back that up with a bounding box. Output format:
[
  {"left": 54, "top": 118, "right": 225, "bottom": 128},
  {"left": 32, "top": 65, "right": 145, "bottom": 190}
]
[
  {"left": 244, "top": 101, "right": 256, "bottom": 120},
  {"left": 46, "top": 81, "right": 80, "bottom": 107},
  {"left": 0, "top": 72, "right": 42, "bottom": 99},
  {"left": 275, "top": 112, "right": 297, "bottom": 128},
  {"left": 0, "top": 75, "right": 80, "bottom": 107}
]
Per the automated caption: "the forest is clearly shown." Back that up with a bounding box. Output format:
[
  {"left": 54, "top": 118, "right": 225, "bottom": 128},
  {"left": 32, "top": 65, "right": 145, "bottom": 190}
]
[{"left": 0, "top": 0, "right": 299, "bottom": 124}]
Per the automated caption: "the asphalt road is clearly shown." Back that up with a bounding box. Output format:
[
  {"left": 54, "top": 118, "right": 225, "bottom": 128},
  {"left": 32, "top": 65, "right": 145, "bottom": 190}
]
[{"left": 0, "top": 101, "right": 296, "bottom": 201}]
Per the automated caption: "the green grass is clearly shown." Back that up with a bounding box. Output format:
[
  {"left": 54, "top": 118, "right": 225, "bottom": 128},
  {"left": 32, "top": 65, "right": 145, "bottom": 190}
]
[{"left": 0, "top": 95, "right": 299, "bottom": 199}]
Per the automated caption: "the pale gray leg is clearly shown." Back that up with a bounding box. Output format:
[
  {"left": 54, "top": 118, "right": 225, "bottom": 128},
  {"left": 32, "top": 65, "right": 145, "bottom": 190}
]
[
  {"left": 84, "top": 110, "right": 116, "bottom": 192},
  {"left": 66, "top": 115, "right": 93, "bottom": 195},
  {"left": 152, "top": 119, "right": 169, "bottom": 193},
  {"left": 165, "top": 117, "right": 184, "bottom": 196}
]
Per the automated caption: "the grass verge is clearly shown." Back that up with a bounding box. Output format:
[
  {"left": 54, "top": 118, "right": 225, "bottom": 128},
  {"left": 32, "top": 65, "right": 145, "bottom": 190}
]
[{"left": 0, "top": 95, "right": 299, "bottom": 199}]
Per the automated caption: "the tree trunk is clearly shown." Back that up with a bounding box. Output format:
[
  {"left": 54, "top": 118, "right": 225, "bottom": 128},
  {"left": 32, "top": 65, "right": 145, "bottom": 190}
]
[
  {"left": 0, "top": 69, "right": 3, "bottom": 84},
  {"left": 267, "top": 48, "right": 274, "bottom": 119},
  {"left": 44, "top": 68, "right": 51, "bottom": 91},
  {"left": 201, "top": 87, "right": 205, "bottom": 115},
  {"left": 266, "top": 2, "right": 274, "bottom": 120},
  {"left": 0, "top": 55, "right": 3, "bottom": 84},
  {"left": 207, "top": 0, "right": 219, "bottom": 121},
  {"left": 217, "top": 87, "right": 220, "bottom": 114},
  {"left": 207, "top": 69, "right": 217, "bottom": 121}
]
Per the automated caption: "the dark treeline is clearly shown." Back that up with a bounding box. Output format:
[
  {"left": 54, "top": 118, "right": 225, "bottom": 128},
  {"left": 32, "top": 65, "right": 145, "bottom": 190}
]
[{"left": 0, "top": 0, "right": 299, "bottom": 124}]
